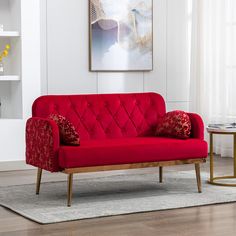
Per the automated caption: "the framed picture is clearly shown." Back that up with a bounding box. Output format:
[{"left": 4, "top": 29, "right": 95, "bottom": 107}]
[{"left": 89, "top": 0, "right": 153, "bottom": 72}]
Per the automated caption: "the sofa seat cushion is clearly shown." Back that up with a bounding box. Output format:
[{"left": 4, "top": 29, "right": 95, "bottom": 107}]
[{"left": 58, "top": 137, "right": 208, "bottom": 169}]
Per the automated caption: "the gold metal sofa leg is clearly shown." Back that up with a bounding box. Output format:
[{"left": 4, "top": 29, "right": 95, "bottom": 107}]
[
  {"left": 195, "top": 163, "right": 202, "bottom": 193},
  {"left": 159, "top": 166, "right": 163, "bottom": 183},
  {"left": 67, "top": 173, "right": 73, "bottom": 207},
  {"left": 36, "top": 168, "right": 42, "bottom": 195}
]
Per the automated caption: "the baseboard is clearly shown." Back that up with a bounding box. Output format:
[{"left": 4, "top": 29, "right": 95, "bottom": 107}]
[{"left": 0, "top": 161, "right": 36, "bottom": 172}]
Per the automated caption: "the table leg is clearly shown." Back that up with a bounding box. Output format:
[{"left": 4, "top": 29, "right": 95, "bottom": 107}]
[
  {"left": 210, "top": 133, "right": 214, "bottom": 182},
  {"left": 234, "top": 134, "right": 236, "bottom": 177}
]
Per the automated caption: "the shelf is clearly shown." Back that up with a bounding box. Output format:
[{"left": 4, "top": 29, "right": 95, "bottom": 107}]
[
  {"left": 0, "top": 31, "right": 20, "bottom": 37},
  {"left": 0, "top": 118, "right": 22, "bottom": 121},
  {"left": 0, "top": 0, "right": 23, "bottom": 120},
  {"left": 0, "top": 75, "right": 20, "bottom": 81}
]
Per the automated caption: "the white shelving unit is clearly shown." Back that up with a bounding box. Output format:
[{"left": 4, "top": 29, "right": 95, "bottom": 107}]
[
  {"left": 0, "top": 31, "right": 20, "bottom": 37},
  {"left": 0, "top": 0, "right": 22, "bottom": 119},
  {"left": 0, "top": 0, "right": 40, "bottom": 164},
  {"left": 0, "top": 75, "right": 20, "bottom": 81}
]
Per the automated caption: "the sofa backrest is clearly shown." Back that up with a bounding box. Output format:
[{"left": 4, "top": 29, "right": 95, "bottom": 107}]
[{"left": 32, "top": 93, "right": 166, "bottom": 140}]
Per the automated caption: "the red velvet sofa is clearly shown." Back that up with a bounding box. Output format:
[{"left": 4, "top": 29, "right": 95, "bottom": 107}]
[{"left": 26, "top": 93, "right": 208, "bottom": 206}]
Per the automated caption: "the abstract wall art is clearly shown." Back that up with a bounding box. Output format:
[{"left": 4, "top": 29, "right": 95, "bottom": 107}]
[{"left": 89, "top": 0, "right": 153, "bottom": 71}]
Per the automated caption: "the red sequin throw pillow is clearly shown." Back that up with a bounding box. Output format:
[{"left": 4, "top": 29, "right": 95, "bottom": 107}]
[
  {"left": 49, "top": 114, "right": 80, "bottom": 146},
  {"left": 156, "top": 110, "right": 191, "bottom": 139}
]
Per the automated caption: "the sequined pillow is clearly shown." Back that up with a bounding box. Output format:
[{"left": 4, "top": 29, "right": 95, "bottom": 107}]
[
  {"left": 156, "top": 110, "right": 191, "bottom": 139},
  {"left": 49, "top": 114, "right": 80, "bottom": 146}
]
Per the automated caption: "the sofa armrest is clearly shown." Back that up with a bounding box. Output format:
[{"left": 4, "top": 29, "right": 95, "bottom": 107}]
[
  {"left": 187, "top": 113, "right": 205, "bottom": 140},
  {"left": 26, "top": 117, "right": 60, "bottom": 172}
]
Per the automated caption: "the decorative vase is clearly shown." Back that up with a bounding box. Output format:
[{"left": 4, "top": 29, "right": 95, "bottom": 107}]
[{"left": 0, "top": 61, "right": 4, "bottom": 75}]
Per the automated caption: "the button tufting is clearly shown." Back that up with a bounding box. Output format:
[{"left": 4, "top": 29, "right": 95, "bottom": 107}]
[
  {"left": 34, "top": 93, "right": 165, "bottom": 141},
  {"left": 89, "top": 128, "right": 94, "bottom": 133},
  {"left": 150, "top": 101, "right": 155, "bottom": 106}
]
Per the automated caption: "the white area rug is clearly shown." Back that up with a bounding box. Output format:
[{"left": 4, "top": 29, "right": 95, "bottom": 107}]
[{"left": 0, "top": 171, "right": 236, "bottom": 224}]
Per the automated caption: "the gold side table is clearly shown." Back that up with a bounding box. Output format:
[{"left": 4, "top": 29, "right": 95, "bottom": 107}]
[{"left": 207, "top": 127, "right": 236, "bottom": 186}]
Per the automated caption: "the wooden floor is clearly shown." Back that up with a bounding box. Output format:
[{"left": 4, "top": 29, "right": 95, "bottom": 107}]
[{"left": 0, "top": 156, "right": 236, "bottom": 236}]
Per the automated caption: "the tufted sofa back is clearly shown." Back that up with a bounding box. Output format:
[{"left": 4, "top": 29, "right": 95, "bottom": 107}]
[{"left": 32, "top": 93, "right": 166, "bottom": 140}]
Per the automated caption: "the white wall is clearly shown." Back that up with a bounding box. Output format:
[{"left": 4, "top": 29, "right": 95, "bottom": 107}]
[
  {"left": 42, "top": 0, "right": 192, "bottom": 112},
  {"left": 0, "top": 0, "right": 192, "bottom": 167}
]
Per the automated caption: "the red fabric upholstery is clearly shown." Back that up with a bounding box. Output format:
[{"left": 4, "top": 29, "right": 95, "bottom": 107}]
[
  {"left": 187, "top": 113, "right": 205, "bottom": 140},
  {"left": 26, "top": 117, "right": 60, "bottom": 172},
  {"left": 26, "top": 93, "right": 207, "bottom": 172},
  {"left": 156, "top": 110, "right": 191, "bottom": 139},
  {"left": 32, "top": 93, "right": 166, "bottom": 140},
  {"left": 58, "top": 137, "right": 208, "bottom": 169}
]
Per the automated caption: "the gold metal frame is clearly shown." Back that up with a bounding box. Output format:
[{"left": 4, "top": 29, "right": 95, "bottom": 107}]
[
  {"left": 88, "top": 0, "right": 154, "bottom": 72},
  {"left": 36, "top": 158, "right": 205, "bottom": 207},
  {"left": 36, "top": 168, "right": 42, "bottom": 195},
  {"left": 208, "top": 130, "right": 236, "bottom": 187}
]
